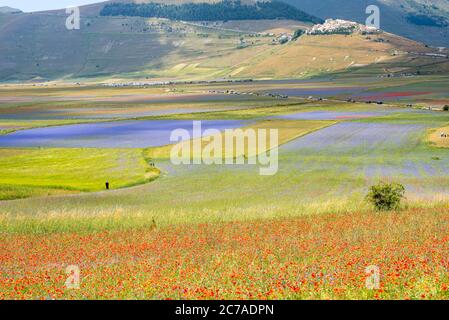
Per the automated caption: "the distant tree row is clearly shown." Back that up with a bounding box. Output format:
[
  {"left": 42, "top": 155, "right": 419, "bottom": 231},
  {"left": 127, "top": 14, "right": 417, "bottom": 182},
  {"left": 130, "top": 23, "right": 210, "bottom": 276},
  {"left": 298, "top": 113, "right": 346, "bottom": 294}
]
[
  {"left": 406, "top": 14, "right": 448, "bottom": 27},
  {"left": 100, "top": 0, "right": 322, "bottom": 24}
]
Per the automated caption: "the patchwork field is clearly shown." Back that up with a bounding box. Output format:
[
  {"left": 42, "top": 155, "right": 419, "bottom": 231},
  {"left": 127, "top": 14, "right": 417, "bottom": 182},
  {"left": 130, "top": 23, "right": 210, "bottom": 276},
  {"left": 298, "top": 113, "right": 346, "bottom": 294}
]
[
  {"left": 1, "top": 78, "right": 449, "bottom": 300},
  {"left": 3, "top": 0, "right": 449, "bottom": 303}
]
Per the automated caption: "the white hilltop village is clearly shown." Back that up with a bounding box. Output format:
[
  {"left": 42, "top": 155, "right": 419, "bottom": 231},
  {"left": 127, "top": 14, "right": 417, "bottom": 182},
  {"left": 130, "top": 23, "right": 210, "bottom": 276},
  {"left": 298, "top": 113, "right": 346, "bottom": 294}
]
[{"left": 308, "top": 19, "right": 381, "bottom": 35}]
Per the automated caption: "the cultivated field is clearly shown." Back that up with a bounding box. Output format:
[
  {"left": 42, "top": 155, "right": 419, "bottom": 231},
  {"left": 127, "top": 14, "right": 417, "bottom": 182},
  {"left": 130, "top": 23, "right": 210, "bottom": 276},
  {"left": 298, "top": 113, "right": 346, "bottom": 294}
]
[{"left": 1, "top": 78, "right": 449, "bottom": 300}]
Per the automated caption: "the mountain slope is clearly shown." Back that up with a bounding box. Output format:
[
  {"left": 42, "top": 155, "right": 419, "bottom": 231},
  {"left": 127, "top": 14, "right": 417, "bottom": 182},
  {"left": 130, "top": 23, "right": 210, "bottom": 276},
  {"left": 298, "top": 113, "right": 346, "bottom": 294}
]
[
  {"left": 285, "top": 0, "right": 449, "bottom": 47},
  {"left": 204, "top": 32, "right": 449, "bottom": 80},
  {"left": 0, "top": 7, "right": 22, "bottom": 14},
  {"left": 0, "top": 0, "right": 448, "bottom": 82},
  {"left": 0, "top": 7, "right": 21, "bottom": 14}
]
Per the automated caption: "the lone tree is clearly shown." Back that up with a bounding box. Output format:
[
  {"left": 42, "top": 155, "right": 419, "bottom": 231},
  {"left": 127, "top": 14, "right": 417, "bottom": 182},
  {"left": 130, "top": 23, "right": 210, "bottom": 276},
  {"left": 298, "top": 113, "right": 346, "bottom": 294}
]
[{"left": 366, "top": 182, "right": 405, "bottom": 211}]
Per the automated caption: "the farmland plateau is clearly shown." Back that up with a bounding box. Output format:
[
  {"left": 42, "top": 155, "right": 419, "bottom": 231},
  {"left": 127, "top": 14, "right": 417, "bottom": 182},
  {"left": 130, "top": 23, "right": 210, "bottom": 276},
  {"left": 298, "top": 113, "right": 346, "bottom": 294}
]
[{"left": 1, "top": 0, "right": 449, "bottom": 301}]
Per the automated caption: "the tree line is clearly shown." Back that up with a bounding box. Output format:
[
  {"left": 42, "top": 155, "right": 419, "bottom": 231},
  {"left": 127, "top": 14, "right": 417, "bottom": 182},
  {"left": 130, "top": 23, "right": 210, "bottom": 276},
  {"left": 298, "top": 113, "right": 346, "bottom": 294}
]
[
  {"left": 406, "top": 13, "right": 448, "bottom": 27},
  {"left": 100, "top": 0, "right": 322, "bottom": 24}
]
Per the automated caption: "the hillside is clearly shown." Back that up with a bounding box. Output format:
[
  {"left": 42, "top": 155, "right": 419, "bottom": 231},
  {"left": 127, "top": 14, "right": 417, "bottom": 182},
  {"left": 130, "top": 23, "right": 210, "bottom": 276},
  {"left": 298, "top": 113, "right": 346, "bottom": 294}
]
[
  {"left": 214, "top": 32, "right": 448, "bottom": 79},
  {"left": 285, "top": 0, "right": 449, "bottom": 47},
  {"left": 0, "top": 0, "right": 448, "bottom": 82},
  {"left": 0, "top": 6, "right": 22, "bottom": 14}
]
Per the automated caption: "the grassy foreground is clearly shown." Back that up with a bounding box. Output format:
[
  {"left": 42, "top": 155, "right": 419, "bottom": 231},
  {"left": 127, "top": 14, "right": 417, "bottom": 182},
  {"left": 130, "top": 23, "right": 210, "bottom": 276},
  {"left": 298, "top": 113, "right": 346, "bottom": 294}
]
[{"left": 2, "top": 206, "right": 449, "bottom": 300}]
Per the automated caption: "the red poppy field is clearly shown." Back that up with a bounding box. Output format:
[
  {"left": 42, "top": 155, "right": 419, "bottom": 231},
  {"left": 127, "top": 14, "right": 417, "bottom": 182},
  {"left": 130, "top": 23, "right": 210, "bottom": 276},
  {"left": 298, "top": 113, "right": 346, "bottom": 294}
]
[{"left": 2, "top": 206, "right": 449, "bottom": 300}]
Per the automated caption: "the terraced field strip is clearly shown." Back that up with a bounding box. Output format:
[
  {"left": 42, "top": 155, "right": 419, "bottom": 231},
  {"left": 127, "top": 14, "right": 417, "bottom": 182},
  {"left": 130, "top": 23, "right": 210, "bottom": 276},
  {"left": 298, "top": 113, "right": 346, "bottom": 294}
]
[
  {"left": 0, "top": 119, "right": 104, "bottom": 136},
  {"left": 281, "top": 122, "right": 428, "bottom": 153},
  {"left": 146, "top": 119, "right": 336, "bottom": 160}
]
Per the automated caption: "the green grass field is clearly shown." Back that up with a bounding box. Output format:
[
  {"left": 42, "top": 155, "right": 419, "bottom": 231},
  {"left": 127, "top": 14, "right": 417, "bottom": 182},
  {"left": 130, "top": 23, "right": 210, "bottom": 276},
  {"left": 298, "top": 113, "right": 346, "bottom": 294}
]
[{"left": 0, "top": 148, "right": 159, "bottom": 201}]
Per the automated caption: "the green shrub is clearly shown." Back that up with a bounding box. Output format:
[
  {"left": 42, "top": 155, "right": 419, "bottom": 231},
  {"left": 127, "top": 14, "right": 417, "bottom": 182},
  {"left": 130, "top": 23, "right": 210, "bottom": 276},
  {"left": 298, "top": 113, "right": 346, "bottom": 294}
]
[
  {"left": 366, "top": 182, "right": 405, "bottom": 211},
  {"left": 443, "top": 105, "right": 449, "bottom": 111},
  {"left": 292, "top": 29, "right": 305, "bottom": 41}
]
